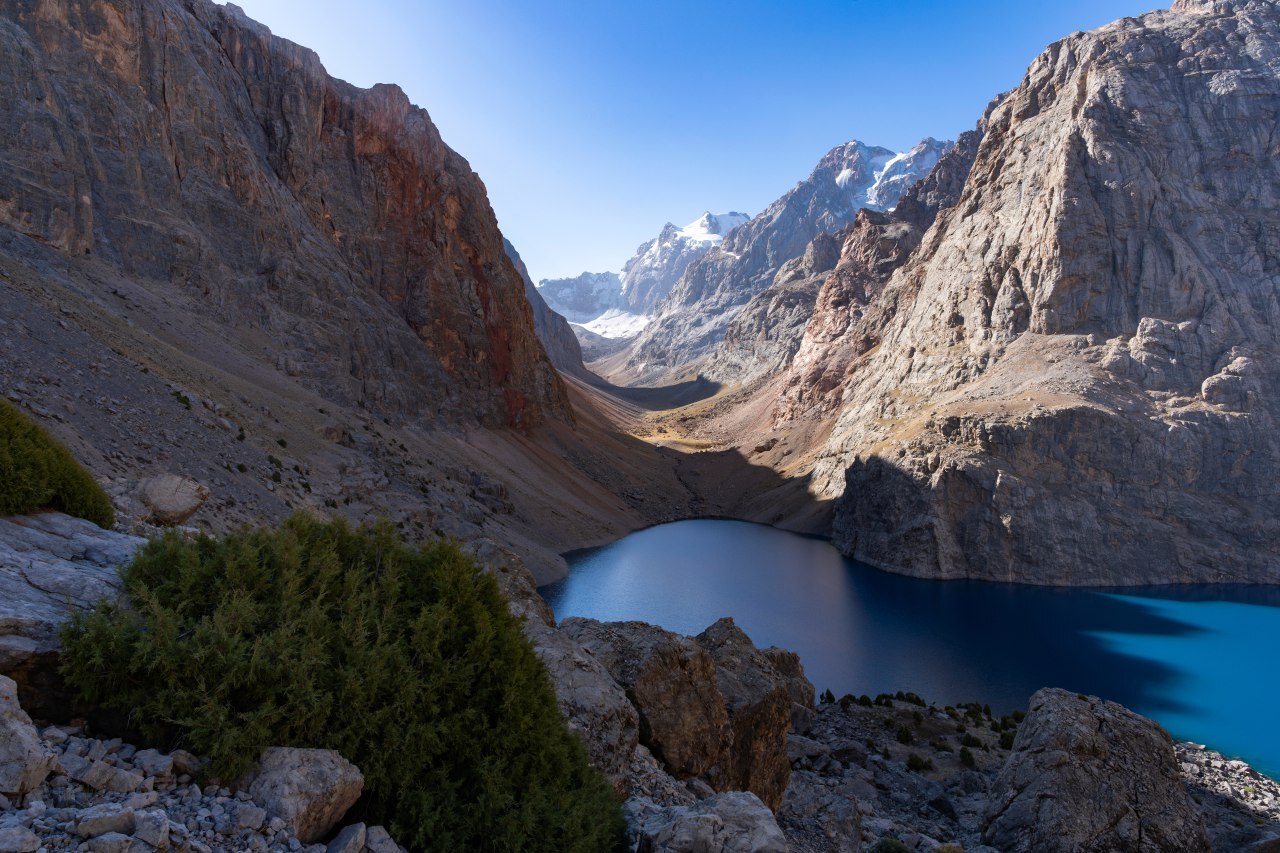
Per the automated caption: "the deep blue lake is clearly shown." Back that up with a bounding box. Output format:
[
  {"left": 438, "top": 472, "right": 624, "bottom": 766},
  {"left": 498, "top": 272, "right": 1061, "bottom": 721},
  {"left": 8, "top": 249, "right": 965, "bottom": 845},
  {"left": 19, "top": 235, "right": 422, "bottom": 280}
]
[{"left": 541, "top": 519, "right": 1280, "bottom": 778}]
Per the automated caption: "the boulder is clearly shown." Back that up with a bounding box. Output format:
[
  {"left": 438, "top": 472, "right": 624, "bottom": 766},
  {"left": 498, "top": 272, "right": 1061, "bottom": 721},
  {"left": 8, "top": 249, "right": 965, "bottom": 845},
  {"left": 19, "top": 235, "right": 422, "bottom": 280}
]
[
  {"left": 326, "top": 822, "right": 365, "bottom": 853},
  {"left": 132, "top": 808, "right": 170, "bottom": 848},
  {"left": 695, "top": 619, "right": 794, "bottom": 811},
  {"left": 0, "top": 826, "right": 39, "bottom": 853},
  {"left": 562, "top": 618, "right": 730, "bottom": 782},
  {"left": 245, "top": 748, "right": 364, "bottom": 843},
  {"left": 631, "top": 791, "right": 788, "bottom": 853},
  {"left": 136, "top": 474, "right": 210, "bottom": 525},
  {"left": 73, "top": 803, "right": 136, "bottom": 838},
  {"left": 364, "top": 825, "right": 406, "bottom": 853},
  {"left": 474, "top": 544, "right": 639, "bottom": 793},
  {"left": 983, "top": 688, "right": 1211, "bottom": 852},
  {"left": 0, "top": 514, "right": 139, "bottom": 716},
  {"left": 0, "top": 675, "right": 57, "bottom": 796}
]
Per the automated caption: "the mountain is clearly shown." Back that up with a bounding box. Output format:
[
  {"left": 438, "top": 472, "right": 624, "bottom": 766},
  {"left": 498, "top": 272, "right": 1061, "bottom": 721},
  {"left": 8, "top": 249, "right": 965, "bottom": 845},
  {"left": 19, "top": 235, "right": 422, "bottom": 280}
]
[
  {"left": 502, "top": 239, "right": 589, "bottom": 380},
  {"left": 797, "top": 0, "right": 1280, "bottom": 584},
  {"left": 620, "top": 211, "right": 750, "bottom": 313},
  {"left": 536, "top": 271, "right": 623, "bottom": 325},
  {"left": 623, "top": 138, "right": 952, "bottom": 382}
]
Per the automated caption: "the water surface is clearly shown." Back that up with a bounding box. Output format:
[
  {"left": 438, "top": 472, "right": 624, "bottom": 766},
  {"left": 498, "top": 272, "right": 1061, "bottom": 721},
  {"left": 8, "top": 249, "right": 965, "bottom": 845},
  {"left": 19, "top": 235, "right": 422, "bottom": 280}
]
[{"left": 541, "top": 519, "right": 1280, "bottom": 777}]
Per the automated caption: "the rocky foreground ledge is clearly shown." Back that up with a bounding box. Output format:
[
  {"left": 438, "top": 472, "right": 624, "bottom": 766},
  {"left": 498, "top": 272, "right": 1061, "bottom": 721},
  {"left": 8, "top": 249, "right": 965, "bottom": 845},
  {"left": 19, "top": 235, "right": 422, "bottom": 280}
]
[{"left": 2, "top": 517, "right": 1278, "bottom": 851}]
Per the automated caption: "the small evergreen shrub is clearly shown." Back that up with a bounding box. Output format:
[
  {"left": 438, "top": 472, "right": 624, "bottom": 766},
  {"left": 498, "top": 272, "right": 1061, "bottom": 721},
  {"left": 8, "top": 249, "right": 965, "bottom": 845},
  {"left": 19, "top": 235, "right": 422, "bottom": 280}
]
[
  {"left": 0, "top": 400, "right": 114, "bottom": 527},
  {"left": 820, "top": 688, "right": 835, "bottom": 705},
  {"left": 1000, "top": 730, "right": 1017, "bottom": 750},
  {"left": 961, "top": 733, "right": 983, "bottom": 748},
  {"left": 869, "top": 839, "right": 910, "bottom": 853},
  {"left": 60, "top": 516, "right": 623, "bottom": 852},
  {"left": 906, "top": 752, "right": 934, "bottom": 772},
  {"left": 895, "top": 725, "right": 913, "bottom": 745},
  {"left": 959, "top": 746, "right": 976, "bottom": 768}
]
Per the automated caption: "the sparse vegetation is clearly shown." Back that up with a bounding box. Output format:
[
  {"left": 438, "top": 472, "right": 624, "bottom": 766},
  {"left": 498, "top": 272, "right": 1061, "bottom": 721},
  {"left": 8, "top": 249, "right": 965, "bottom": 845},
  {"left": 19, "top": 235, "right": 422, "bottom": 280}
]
[
  {"left": 896, "top": 725, "right": 914, "bottom": 745},
  {"left": 0, "top": 400, "right": 114, "bottom": 528},
  {"left": 868, "top": 839, "right": 910, "bottom": 853},
  {"left": 59, "top": 515, "right": 624, "bottom": 852},
  {"left": 906, "top": 752, "right": 933, "bottom": 772},
  {"left": 960, "top": 746, "right": 976, "bottom": 768}
]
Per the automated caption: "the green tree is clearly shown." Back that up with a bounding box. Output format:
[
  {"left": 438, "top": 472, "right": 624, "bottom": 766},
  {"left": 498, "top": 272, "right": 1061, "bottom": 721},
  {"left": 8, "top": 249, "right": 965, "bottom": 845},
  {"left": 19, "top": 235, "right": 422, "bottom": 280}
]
[
  {"left": 0, "top": 400, "right": 113, "bottom": 527},
  {"left": 60, "top": 515, "right": 623, "bottom": 852}
]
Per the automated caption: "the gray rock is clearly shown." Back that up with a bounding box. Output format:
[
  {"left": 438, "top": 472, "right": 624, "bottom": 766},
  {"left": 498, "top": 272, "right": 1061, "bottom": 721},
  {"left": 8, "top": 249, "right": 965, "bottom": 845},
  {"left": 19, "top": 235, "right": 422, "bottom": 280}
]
[
  {"left": 132, "top": 809, "right": 170, "bottom": 848},
  {"left": 0, "top": 826, "right": 39, "bottom": 853},
  {"left": 363, "top": 825, "right": 405, "bottom": 853},
  {"left": 135, "top": 474, "right": 210, "bottom": 526},
  {"left": 325, "top": 822, "right": 364, "bottom": 853},
  {"left": 84, "top": 832, "right": 132, "bottom": 853},
  {"left": 561, "top": 618, "right": 729, "bottom": 783},
  {"left": 74, "top": 803, "right": 135, "bottom": 838},
  {"left": 245, "top": 748, "right": 363, "bottom": 844},
  {"left": 983, "top": 688, "right": 1210, "bottom": 852},
  {"left": 130, "top": 749, "right": 173, "bottom": 780},
  {"left": 0, "top": 676, "right": 56, "bottom": 796},
  {"left": 0, "top": 515, "right": 139, "bottom": 713},
  {"left": 632, "top": 791, "right": 788, "bottom": 853}
]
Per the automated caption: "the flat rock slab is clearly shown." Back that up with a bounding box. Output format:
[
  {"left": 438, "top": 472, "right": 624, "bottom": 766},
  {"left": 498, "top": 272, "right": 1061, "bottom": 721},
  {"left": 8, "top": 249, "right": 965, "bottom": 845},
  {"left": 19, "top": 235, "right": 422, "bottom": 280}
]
[{"left": 0, "top": 513, "right": 141, "bottom": 670}]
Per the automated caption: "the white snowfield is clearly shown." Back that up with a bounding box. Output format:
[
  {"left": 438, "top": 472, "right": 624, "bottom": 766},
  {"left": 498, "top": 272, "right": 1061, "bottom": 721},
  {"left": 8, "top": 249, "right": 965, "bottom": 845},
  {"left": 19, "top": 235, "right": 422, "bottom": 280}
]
[{"left": 577, "top": 308, "right": 650, "bottom": 339}]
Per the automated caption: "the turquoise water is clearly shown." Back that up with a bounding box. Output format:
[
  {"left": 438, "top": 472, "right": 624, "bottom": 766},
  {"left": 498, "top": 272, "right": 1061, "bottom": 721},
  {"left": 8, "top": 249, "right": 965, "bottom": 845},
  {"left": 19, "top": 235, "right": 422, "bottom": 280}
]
[{"left": 540, "top": 519, "right": 1280, "bottom": 777}]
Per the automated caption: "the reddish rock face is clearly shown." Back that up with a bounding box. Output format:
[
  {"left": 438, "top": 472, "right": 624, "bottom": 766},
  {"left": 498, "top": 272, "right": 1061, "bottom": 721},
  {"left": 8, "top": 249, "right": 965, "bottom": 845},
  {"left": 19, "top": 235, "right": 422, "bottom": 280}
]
[{"left": 0, "top": 0, "right": 566, "bottom": 430}]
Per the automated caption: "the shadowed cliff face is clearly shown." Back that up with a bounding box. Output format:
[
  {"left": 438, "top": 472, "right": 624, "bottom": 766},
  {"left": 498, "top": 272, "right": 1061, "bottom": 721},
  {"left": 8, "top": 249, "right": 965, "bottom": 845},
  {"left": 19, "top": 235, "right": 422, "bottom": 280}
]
[
  {"left": 804, "top": 0, "right": 1280, "bottom": 584},
  {"left": 0, "top": 0, "right": 566, "bottom": 430}
]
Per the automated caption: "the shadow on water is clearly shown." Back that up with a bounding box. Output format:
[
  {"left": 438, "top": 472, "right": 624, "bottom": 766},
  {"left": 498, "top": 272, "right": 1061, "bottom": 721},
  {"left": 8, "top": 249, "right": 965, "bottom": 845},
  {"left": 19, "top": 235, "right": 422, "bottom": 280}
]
[{"left": 543, "top": 519, "right": 1280, "bottom": 775}]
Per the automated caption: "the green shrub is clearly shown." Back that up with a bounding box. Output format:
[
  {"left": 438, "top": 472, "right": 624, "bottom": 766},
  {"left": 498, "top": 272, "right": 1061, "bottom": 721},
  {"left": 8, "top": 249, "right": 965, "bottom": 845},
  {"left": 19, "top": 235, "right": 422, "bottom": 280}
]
[
  {"left": 895, "top": 725, "right": 913, "bottom": 745},
  {"left": 959, "top": 746, "right": 976, "bottom": 768},
  {"left": 868, "top": 837, "right": 911, "bottom": 853},
  {"left": 59, "top": 515, "right": 623, "bottom": 852},
  {"left": 906, "top": 752, "right": 934, "bottom": 772},
  {"left": 0, "top": 400, "right": 114, "bottom": 527},
  {"left": 1000, "top": 730, "right": 1017, "bottom": 750}
]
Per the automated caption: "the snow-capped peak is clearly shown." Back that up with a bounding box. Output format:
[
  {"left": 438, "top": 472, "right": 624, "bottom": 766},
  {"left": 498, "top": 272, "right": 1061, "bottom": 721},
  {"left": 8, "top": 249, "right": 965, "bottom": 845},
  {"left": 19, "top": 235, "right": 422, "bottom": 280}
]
[{"left": 677, "top": 211, "right": 751, "bottom": 244}]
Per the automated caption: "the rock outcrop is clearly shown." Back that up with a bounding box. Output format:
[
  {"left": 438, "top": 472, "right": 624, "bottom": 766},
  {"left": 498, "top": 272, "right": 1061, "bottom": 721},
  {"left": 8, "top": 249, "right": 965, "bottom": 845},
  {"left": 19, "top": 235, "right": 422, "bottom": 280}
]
[
  {"left": 629, "top": 791, "right": 788, "bottom": 853},
  {"left": 472, "top": 543, "right": 639, "bottom": 793},
  {"left": 244, "top": 748, "right": 364, "bottom": 844},
  {"left": 560, "top": 618, "right": 730, "bottom": 782},
  {"left": 0, "top": 513, "right": 141, "bottom": 715},
  {"left": 625, "top": 137, "right": 950, "bottom": 381},
  {"left": 536, "top": 272, "right": 624, "bottom": 324},
  {"left": 0, "top": 0, "right": 566, "bottom": 431},
  {"left": 983, "top": 688, "right": 1211, "bottom": 852},
  {"left": 695, "top": 619, "right": 799, "bottom": 811},
  {"left": 803, "top": 0, "right": 1280, "bottom": 583}
]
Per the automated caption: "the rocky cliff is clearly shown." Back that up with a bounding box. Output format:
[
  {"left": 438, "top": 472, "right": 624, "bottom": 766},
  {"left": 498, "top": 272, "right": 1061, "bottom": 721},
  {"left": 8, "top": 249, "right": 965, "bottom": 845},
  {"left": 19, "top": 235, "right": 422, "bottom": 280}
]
[
  {"left": 0, "top": 0, "right": 567, "bottom": 431},
  {"left": 623, "top": 138, "right": 951, "bottom": 383},
  {"left": 502, "top": 239, "right": 588, "bottom": 380},
  {"left": 535, "top": 271, "right": 624, "bottom": 325},
  {"left": 800, "top": 0, "right": 1280, "bottom": 584}
]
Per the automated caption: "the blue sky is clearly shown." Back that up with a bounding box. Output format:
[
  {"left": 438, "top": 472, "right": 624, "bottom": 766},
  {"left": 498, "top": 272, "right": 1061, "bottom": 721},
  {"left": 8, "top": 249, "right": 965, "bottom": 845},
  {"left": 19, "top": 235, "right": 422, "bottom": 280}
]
[{"left": 231, "top": 0, "right": 1158, "bottom": 281}]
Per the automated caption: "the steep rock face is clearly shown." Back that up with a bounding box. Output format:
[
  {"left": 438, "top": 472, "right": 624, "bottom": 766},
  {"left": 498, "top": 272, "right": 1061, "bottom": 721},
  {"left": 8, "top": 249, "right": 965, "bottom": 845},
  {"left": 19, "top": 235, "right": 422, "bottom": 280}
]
[
  {"left": 983, "top": 688, "right": 1210, "bottom": 852},
  {"left": 502, "top": 239, "right": 589, "bottom": 380},
  {"left": 535, "top": 271, "right": 623, "bottom": 324},
  {"left": 0, "top": 0, "right": 565, "bottom": 430},
  {"left": 705, "top": 231, "right": 843, "bottom": 385},
  {"left": 695, "top": 618, "right": 800, "bottom": 812},
  {"left": 778, "top": 116, "right": 988, "bottom": 419},
  {"left": 625, "top": 138, "right": 951, "bottom": 380},
  {"left": 811, "top": 0, "right": 1280, "bottom": 583},
  {"left": 620, "top": 212, "right": 750, "bottom": 314}
]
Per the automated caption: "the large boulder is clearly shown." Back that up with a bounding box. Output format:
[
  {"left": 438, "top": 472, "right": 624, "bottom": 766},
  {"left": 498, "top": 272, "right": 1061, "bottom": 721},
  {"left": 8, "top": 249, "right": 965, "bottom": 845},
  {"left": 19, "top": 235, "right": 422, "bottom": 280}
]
[
  {"left": 0, "top": 513, "right": 141, "bottom": 718},
  {"left": 0, "top": 675, "right": 57, "bottom": 796},
  {"left": 135, "top": 474, "right": 209, "bottom": 526},
  {"left": 473, "top": 543, "right": 639, "bottom": 793},
  {"left": 562, "top": 618, "right": 730, "bottom": 782},
  {"left": 695, "top": 619, "right": 794, "bottom": 811},
  {"left": 244, "top": 748, "right": 364, "bottom": 843},
  {"left": 630, "top": 791, "right": 789, "bottom": 853},
  {"left": 983, "top": 688, "right": 1211, "bottom": 852}
]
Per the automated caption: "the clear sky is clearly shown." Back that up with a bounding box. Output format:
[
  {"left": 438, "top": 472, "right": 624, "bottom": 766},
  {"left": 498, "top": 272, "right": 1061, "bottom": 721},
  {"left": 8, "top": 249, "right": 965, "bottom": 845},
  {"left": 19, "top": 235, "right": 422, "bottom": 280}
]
[{"left": 230, "top": 0, "right": 1159, "bottom": 281}]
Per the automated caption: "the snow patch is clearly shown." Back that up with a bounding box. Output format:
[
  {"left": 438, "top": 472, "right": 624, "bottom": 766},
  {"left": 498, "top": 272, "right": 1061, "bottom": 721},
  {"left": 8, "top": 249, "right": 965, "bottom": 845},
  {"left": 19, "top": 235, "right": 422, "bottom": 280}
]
[{"left": 577, "top": 309, "right": 649, "bottom": 339}]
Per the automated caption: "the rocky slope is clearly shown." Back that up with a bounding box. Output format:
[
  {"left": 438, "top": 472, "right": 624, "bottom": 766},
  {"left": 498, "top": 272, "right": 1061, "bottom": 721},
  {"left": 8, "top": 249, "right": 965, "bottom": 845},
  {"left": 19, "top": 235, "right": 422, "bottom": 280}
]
[
  {"left": 623, "top": 138, "right": 951, "bottom": 383},
  {"left": 796, "top": 0, "right": 1280, "bottom": 584}
]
